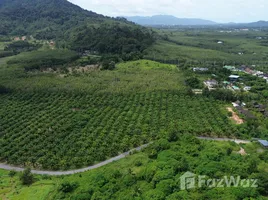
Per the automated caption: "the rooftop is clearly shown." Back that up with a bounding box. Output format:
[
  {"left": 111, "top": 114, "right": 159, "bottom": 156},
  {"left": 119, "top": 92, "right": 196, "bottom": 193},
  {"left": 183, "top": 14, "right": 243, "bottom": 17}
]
[
  {"left": 224, "top": 66, "right": 236, "bottom": 70},
  {"left": 229, "top": 75, "right": 240, "bottom": 79},
  {"left": 258, "top": 140, "right": 268, "bottom": 147}
]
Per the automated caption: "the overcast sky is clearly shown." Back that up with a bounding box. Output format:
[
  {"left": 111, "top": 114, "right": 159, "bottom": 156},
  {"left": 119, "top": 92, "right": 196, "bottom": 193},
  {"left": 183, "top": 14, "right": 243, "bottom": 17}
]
[{"left": 68, "top": 0, "right": 267, "bottom": 23}]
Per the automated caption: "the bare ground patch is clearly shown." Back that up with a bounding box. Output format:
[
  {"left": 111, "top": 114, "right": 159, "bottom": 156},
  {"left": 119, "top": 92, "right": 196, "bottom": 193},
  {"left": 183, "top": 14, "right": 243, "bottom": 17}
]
[
  {"left": 227, "top": 107, "right": 244, "bottom": 124},
  {"left": 238, "top": 147, "right": 247, "bottom": 156}
]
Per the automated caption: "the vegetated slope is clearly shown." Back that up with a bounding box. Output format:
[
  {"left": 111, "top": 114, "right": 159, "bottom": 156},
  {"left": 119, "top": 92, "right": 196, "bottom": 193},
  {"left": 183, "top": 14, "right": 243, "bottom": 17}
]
[
  {"left": 0, "top": 0, "right": 155, "bottom": 56},
  {"left": 0, "top": 0, "right": 102, "bottom": 37}
]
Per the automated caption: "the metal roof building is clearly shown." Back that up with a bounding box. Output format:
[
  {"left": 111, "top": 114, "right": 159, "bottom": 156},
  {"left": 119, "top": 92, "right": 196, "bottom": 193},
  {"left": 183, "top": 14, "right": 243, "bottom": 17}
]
[{"left": 258, "top": 140, "right": 268, "bottom": 148}]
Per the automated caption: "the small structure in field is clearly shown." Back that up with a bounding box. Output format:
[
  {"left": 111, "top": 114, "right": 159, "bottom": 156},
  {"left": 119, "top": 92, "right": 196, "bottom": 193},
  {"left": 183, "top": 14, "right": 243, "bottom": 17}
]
[{"left": 258, "top": 140, "right": 268, "bottom": 148}]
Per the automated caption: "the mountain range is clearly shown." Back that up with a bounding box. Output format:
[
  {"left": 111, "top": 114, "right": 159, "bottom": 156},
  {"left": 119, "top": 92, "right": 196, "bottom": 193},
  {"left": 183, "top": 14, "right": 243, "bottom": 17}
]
[
  {"left": 125, "top": 15, "right": 217, "bottom": 26},
  {"left": 125, "top": 15, "right": 268, "bottom": 27}
]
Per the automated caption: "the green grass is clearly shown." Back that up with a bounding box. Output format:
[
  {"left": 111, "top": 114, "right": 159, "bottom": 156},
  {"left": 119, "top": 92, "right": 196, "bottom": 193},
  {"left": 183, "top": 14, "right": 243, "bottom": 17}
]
[
  {"left": 0, "top": 169, "right": 55, "bottom": 200},
  {"left": 145, "top": 30, "right": 268, "bottom": 64},
  {"left": 0, "top": 42, "right": 5, "bottom": 50},
  {"left": 145, "top": 40, "right": 238, "bottom": 62},
  {"left": 0, "top": 59, "right": 185, "bottom": 93}
]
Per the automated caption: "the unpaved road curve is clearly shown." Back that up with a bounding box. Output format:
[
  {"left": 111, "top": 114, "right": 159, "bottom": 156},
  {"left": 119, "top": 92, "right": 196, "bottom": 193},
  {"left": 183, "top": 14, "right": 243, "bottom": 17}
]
[
  {"left": 0, "top": 137, "right": 251, "bottom": 176},
  {"left": 197, "top": 136, "right": 251, "bottom": 144},
  {"left": 0, "top": 144, "right": 150, "bottom": 176}
]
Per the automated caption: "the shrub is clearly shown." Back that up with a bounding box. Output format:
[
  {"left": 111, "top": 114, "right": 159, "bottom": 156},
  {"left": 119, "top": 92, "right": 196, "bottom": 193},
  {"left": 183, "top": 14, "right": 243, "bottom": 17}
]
[
  {"left": 20, "top": 168, "right": 34, "bottom": 185},
  {"left": 59, "top": 182, "right": 79, "bottom": 193}
]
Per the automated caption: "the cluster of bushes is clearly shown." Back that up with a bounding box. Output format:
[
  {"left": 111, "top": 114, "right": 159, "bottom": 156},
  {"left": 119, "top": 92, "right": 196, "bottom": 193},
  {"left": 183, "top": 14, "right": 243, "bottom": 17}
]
[
  {"left": 4, "top": 41, "right": 41, "bottom": 54},
  {"left": 0, "top": 85, "right": 10, "bottom": 94},
  {"left": 0, "top": 50, "right": 13, "bottom": 58}
]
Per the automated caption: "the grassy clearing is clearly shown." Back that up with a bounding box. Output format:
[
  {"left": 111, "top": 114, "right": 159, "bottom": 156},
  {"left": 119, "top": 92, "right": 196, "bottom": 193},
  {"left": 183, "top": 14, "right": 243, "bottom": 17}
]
[
  {"left": 145, "top": 40, "right": 237, "bottom": 62},
  {"left": 0, "top": 169, "right": 55, "bottom": 200},
  {"left": 117, "top": 59, "right": 177, "bottom": 70},
  {"left": 0, "top": 59, "right": 185, "bottom": 93}
]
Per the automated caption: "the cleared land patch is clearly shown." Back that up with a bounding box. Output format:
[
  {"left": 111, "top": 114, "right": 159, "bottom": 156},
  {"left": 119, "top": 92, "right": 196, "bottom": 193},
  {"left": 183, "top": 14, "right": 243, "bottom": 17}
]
[{"left": 227, "top": 107, "right": 244, "bottom": 124}]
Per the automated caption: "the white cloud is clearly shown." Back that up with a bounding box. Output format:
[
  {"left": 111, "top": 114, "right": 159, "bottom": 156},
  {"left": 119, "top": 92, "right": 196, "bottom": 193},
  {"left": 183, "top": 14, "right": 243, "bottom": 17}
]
[{"left": 68, "top": 0, "right": 268, "bottom": 22}]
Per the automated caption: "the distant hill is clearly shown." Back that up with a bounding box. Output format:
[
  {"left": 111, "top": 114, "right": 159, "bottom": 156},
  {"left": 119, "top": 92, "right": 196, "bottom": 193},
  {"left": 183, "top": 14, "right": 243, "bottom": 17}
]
[
  {"left": 244, "top": 21, "right": 268, "bottom": 27},
  {"left": 0, "top": 0, "right": 155, "bottom": 57},
  {"left": 217, "top": 20, "right": 268, "bottom": 28},
  {"left": 125, "top": 15, "right": 217, "bottom": 26}
]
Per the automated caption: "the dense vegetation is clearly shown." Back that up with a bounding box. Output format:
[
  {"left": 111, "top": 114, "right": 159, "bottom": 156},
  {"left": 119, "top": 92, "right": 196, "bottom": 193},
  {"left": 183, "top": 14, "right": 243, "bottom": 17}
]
[
  {"left": 0, "top": 91, "right": 238, "bottom": 170},
  {"left": 1, "top": 56, "right": 268, "bottom": 170},
  {"left": 0, "top": 0, "right": 155, "bottom": 58},
  {"left": 70, "top": 24, "right": 155, "bottom": 60},
  {"left": 4, "top": 41, "right": 41, "bottom": 54},
  {"left": 1, "top": 136, "right": 267, "bottom": 199}
]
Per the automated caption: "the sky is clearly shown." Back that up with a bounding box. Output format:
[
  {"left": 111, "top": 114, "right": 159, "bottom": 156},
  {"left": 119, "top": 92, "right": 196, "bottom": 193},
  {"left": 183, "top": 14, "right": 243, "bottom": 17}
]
[{"left": 68, "top": 0, "right": 268, "bottom": 23}]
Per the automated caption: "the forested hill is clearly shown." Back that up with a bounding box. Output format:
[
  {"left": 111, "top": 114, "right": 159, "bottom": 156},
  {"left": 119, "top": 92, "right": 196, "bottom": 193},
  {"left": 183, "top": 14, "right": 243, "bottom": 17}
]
[
  {"left": 0, "top": 0, "right": 104, "bottom": 36},
  {"left": 0, "top": 0, "right": 155, "bottom": 56}
]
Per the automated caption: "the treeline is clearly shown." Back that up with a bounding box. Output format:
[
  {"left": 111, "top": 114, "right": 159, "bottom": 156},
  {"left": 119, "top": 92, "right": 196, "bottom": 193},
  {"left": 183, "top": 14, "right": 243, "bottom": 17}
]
[
  {"left": 4, "top": 41, "right": 41, "bottom": 54},
  {"left": 7, "top": 50, "right": 79, "bottom": 71},
  {"left": 0, "top": 50, "right": 13, "bottom": 58}
]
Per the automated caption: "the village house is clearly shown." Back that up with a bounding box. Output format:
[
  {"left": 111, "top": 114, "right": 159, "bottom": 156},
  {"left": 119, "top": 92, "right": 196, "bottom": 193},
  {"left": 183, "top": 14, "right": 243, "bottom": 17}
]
[
  {"left": 232, "top": 100, "right": 246, "bottom": 107},
  {"left": 254, "top": 71, "right": 264, "bottom": 76},
  {"left": 238, "top": 65, "right": 247, "bottom": 72},
  {"left": 245, "top": 67, "right": 254, "bottom": 74},
  {"left": 232, "top": 85, "right": 240, "bottom": 91},
  {"left": 224, "top": 65, "right": 236, "bottom": 71},
  {"left": 229, "top": 75, "right": 240, "bottom": 82},
  {"left": 204, "top": 79, "right": 218, "bottom": 90}
]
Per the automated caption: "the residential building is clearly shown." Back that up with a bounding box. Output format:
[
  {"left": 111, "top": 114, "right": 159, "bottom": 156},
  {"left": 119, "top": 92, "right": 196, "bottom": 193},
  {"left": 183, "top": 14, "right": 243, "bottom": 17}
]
[
  {"left": 224, "top": 66, "right": 236, "bottom": 71},
  {"left": 229, "top": 75, "right": 240, "bottom": 82},
  {"left": 204, "top": 79, "right": 218, "bottom": 89}
]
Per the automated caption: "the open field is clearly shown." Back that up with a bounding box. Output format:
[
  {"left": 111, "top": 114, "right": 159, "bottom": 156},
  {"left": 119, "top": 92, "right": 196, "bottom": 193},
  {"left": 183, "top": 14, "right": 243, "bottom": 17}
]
[
  {"left": 0, "top": 59, "right": 184, "bottom": 93},
  {"left": 145, "top": 30, "right": 268, "bottom": 64}
]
